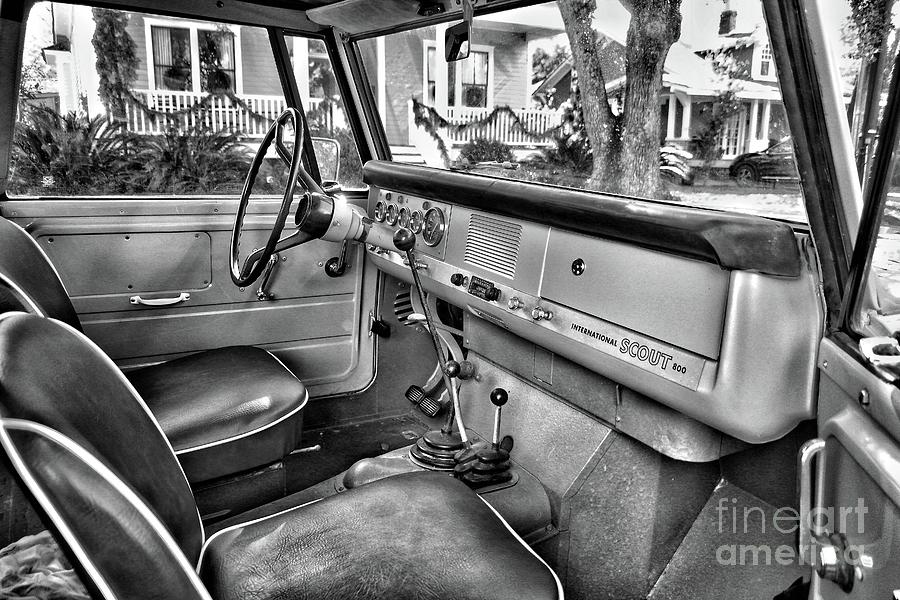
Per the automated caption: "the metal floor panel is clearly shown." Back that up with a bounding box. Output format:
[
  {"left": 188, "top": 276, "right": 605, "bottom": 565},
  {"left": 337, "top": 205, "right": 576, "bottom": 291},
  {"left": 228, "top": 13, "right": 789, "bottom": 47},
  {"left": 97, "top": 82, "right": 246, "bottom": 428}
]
[{"left": 648, "top": 482, "right": 807, "bottom": 600}]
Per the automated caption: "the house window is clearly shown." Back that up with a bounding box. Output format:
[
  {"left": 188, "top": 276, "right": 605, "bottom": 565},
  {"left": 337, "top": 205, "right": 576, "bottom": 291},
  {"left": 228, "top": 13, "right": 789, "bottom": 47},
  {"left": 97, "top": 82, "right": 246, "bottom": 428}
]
[
  {"left": 759, "top": 44, "right": 772, "bottom": 78},
  {"left": 199, "top": 30, "right": 236, "bottom": 92},
  {"left": 151, "top": 26, "right": 192, "bottom": 91},
  {"left": 423, "top": 42, "right": 492, "bottom": 108},
  {"left": 461, "top": 51, "right": 489, "bottom": 107},
  {"left": 426, "top": 47, "right": 437, "bottom": 104},
  {"left": 148, "top": 20, "right": 241, "bottom": 94}
]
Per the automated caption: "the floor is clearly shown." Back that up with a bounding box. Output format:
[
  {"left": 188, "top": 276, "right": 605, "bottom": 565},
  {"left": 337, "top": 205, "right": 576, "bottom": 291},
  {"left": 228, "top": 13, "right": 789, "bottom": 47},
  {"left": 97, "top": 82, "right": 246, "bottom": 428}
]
[
  {"left": 284, "top": 413, "right": 427, "bottom": 494},
  {"left": 648, "top": 482, "right": 808, "bottom": 600}
]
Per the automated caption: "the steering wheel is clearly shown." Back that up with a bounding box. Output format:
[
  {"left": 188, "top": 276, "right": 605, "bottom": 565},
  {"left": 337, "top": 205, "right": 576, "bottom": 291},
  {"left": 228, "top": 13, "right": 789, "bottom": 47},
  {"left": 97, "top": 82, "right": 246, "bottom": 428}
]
[{"left": 230, "top": 108, "right": 332, "bottom": 287}]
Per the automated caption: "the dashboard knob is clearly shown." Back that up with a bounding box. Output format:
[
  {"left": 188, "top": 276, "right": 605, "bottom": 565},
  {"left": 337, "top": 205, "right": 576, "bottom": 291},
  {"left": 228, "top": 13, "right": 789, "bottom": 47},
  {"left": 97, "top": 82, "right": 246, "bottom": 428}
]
[
  {"left": 450, "top": 273, "right": 465, "bottom": 286},
  {"left": 531, "top": 306, "right": 553, "bottom": 321},
  {"left": 484, "top": 287, "right": 501, "bottom": 302},
  {"left": 507, "top": 296, "right": 524, "bottom": 310}
]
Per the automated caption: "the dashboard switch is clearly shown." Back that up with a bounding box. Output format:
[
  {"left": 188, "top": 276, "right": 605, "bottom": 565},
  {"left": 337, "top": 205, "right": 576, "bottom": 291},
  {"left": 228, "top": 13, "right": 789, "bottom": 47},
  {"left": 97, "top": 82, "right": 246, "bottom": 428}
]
[
  {"left": 485, "top": 287, "right": 501, "bottom": 302},
  {"left": 531, "top": 306, "right": 553, "bottom": 321},
  {"left": 450, "top": 273, "right": 465, "bottom": 286},
  {"left": 507, "top": 297, "right": 524, "bottom": 310}
]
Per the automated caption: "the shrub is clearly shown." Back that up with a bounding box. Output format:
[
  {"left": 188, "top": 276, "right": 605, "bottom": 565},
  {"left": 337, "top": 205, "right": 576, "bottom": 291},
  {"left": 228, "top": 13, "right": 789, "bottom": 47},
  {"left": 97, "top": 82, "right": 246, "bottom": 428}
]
[
  {"left": 458, "top": 138, "right": 514, "bottom": 163},
  {"left": 10, "top": 106, "right": 129, "bottom": 195},
  {"left": 127, "top": 124, "right": 251, "bottom": 194}
]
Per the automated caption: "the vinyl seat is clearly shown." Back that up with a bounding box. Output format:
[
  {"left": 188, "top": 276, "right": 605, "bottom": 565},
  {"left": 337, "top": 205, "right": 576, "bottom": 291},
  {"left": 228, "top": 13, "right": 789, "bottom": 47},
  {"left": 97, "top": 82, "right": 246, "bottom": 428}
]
[
  {"left": 0, "top": 217, "right": 307, "bottom": 483},
  {"left": 128, "top": 346, "right": 307, "bottom": 482},
  {"left": 0, "top": 313, "right": 562, "bottom": 600}
]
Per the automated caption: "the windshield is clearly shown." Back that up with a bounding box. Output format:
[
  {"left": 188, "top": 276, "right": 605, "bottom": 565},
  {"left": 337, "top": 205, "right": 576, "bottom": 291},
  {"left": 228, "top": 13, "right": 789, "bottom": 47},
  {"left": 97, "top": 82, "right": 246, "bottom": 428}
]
[{"left": 357, "top": 0, "right": 855, "bottom": 224}]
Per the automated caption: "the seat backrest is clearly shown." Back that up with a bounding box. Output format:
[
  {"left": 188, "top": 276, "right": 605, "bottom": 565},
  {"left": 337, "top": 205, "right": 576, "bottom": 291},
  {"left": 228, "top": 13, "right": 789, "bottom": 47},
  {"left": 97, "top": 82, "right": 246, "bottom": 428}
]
[
  {"left": 0, "top": 217, "right": 81, "bottom": 331},
  {"left": 0, "top": 314, "right": 205, "bottom": 574},
  {"left": 1, "top": 419, "right": 210, "bottom": 600}
]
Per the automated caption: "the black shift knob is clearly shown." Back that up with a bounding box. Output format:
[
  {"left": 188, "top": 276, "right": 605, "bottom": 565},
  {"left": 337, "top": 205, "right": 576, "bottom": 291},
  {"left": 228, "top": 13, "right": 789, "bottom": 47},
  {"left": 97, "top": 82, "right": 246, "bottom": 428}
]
[
  {"left": 393, "top": 228, "right": 416, "bottom": 251},
  {"left": 490, "top": 388, "right": 508, "bottom": 407}
]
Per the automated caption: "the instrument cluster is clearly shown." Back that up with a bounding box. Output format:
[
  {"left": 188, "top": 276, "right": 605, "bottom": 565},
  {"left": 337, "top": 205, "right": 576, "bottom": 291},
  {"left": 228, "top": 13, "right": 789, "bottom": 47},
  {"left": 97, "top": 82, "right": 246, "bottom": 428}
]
[{"left": 373, "top": 191, "right": 446, "bottom": 247}]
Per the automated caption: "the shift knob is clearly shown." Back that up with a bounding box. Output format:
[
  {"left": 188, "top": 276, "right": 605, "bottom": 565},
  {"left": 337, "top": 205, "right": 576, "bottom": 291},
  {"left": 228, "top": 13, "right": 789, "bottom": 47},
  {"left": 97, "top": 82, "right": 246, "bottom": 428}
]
[
  {"left": 444, "top": 360, "right": 461, "bottom": 378},
  {"left": 393, "top": 228, "right": 416, "bottom": 251},
  {"left": 490, "top": 388, "right": 508, "bottom": 407}
]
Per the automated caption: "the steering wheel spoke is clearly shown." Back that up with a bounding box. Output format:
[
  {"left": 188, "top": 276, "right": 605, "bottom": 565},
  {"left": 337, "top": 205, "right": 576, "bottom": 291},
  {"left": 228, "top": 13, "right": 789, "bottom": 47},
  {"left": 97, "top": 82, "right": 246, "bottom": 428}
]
[
  {"left": 239, "top": 230, "right": 316, "bottom": 280},
  {"left": 275, "top": 141, "right": 293, "bottom": 167}
]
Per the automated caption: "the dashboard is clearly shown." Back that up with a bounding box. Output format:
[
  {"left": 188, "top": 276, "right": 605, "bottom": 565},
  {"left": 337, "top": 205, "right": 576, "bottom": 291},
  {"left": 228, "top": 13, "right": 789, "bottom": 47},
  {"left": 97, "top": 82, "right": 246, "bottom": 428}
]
[{"left": 362, "top": 162, "right": 822, "bottom": 444}]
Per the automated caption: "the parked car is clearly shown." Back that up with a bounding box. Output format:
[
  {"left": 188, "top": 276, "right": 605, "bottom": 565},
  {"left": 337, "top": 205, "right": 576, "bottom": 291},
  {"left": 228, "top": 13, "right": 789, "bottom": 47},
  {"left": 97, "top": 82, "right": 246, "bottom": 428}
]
[{"left": 728, "top": 137, "right": 799, "bottom": 184}]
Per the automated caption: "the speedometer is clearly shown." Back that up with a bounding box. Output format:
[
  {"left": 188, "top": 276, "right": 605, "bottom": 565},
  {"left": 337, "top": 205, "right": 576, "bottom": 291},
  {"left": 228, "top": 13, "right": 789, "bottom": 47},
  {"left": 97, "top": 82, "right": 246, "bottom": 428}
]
[{"left": 422, "top": 207, "right": 445, "bottom": 247}]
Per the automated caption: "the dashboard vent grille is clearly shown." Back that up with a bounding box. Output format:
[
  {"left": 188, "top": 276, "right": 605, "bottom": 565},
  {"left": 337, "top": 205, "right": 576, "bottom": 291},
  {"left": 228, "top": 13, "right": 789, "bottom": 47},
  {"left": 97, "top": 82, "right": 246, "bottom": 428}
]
[{"left": 464, "top": 214, "right": 521, "bottom": 278}]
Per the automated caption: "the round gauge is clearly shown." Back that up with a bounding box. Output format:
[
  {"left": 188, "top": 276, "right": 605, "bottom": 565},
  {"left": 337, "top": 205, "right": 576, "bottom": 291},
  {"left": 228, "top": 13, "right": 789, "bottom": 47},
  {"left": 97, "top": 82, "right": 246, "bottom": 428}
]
[
  {"left": 373, "top": 200, "right": 387, "bottom": 222},
  {"left": 409, "top": 210, "right": 423, "bottom": 234},
  {"left": 385, "top": 203, "right": 399, "bottom": 225},
  {"left": 422, "top": 207, "right": 446, "bottom": 247},
  {"left": 398, "top": 206, "right": 410, "bottom": 228}
]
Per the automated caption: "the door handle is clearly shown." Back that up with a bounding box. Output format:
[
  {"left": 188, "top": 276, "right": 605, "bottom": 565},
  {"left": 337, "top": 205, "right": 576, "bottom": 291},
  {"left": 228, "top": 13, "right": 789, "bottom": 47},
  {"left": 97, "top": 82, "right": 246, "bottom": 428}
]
[
  {"left": 129, "top": 292, "right": 191, "bottom": 306},
  {"left": 797, "top": 437, "right": 825, "bottom": 565}
]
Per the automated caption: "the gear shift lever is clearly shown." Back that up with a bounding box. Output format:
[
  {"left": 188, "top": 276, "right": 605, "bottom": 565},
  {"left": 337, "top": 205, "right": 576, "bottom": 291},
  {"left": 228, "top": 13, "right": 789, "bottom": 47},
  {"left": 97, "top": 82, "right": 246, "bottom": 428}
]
[
  {"left": 489, "top": 387, "right": 507, "bottom": 449},
  {"left": 394, "top": 229, "right": 470, "bottom": 469},
  {"left": 454, "top": 387, "right": 514, "bottom": 488}
]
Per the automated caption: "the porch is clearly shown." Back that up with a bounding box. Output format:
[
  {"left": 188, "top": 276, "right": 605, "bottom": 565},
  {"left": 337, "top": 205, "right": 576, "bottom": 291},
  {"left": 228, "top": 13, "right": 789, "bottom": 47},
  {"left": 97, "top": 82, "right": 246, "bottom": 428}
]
[
  {"left": 124, "top": 90, "right": 324, "bottom": 138},
  {"left": 662, "top": 90, "right": 783, "bottom": 163}
]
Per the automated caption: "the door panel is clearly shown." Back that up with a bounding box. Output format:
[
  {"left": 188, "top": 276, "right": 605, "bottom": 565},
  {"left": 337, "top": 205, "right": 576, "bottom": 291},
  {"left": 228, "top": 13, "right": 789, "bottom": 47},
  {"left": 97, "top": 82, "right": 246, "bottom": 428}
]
[
  {"left": 43, "top": 231, "right": 213, "bottom": 296},
  {"left": 4, "top": 196, "right": 375, "bottom": 396},
  {"left": 811, "top": 339, "right": 900, "bottom": 599}
]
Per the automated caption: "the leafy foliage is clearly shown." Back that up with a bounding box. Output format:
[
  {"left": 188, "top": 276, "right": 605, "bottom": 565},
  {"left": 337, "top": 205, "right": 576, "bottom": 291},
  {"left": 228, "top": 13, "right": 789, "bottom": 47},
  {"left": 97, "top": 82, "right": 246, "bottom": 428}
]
[
  {"left": 92, "top": 8, "right": 138, "bottom": 121},
  {"left": 331, "top": 127, "right": 364, "bottom": 188},
  {"left": 458, "top": 139, "right": 514, "bottom": 163},
  {"left": 9, "top": 105, "right": 254, "bottom": 195},
  {"left": 691, "top": 50, "right": 744, "bottom": 165},
  {"left": 19, "top": 57, "right": 54, "bottom": 99},
  {"left": 127, "top": 126, "right": 251, "bottom": 194},
  {"left": 846, "top": 0, "right": 894, "bottom": 63},
  {"left": 10, "top": 106, "right": 130, "bottom": 195},
  {"left": 532, "top": 45, "right": 570, "bottom": 84}
]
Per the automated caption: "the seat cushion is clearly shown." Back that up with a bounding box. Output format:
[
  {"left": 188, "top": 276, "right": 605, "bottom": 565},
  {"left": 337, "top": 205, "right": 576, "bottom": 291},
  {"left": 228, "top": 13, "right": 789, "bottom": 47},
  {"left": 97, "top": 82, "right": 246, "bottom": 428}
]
[
  {"left": 127, "top": 346, "right": 307, "bottom": 483},
  {"left": 198, "top": 471, "right": 561, "bottom": 600}
]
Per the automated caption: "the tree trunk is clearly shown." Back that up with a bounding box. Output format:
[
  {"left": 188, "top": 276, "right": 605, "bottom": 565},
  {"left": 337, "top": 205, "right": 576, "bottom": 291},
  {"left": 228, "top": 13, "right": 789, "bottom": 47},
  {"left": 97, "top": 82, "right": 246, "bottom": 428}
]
[
  {"left": 557, "top": 0, "right": 620, "bottom": 190},
  {"left": 558, "top": 0, "right": 681, "bottom": 196},
  {"left": 619, "top": 0, "right": 682, "bottom": 197}
]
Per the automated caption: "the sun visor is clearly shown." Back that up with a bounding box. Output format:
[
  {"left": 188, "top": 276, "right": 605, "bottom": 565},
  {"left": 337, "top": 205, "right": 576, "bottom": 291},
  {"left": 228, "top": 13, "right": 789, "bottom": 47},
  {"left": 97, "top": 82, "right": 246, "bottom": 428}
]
[{"left": 307, "top": 0, "right": 517, "bottom": 38}]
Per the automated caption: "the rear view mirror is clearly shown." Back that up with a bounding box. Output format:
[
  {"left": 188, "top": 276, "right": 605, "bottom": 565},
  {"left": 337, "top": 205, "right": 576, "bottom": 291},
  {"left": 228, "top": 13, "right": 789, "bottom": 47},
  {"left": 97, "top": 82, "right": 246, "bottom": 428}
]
[
  {"left": 312, "top": 137, "right": 341, "bottom": 183},
  {"left": 446, "top": 0, "right": 474, "bottom": 62},
  {"left": 445, "top": 21, "right": 471, "bottom": 62}
]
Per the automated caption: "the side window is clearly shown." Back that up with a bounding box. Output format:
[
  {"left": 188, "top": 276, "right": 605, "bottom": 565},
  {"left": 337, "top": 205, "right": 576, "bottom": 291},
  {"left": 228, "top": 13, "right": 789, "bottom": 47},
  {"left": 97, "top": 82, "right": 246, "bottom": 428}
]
[
  {"left": 356, "top": 1, "right": 858, "bottom": 224},
  {"left": 285, "top": 35, "right": 365, "bottom": 189},
  {"left": 9, "top": 4, "right": 360, "bottom": 196}
]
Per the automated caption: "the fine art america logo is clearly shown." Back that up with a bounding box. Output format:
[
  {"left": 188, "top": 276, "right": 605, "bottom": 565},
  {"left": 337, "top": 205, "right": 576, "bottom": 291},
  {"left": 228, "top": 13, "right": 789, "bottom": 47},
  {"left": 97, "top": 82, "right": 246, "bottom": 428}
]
[{"left": 715, "top": 496, "right": 876, "bottom": 567}]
